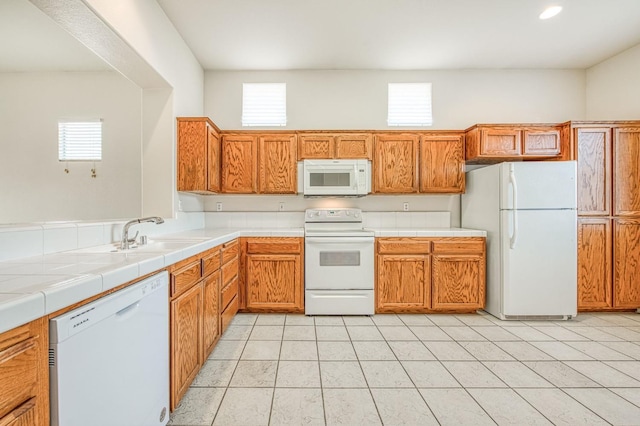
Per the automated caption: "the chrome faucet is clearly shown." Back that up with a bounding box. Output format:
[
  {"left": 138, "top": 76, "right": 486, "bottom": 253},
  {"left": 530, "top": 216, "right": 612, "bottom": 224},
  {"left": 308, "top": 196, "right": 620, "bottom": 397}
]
[{"left": 120, "top": 217, "right": 164, "bottom": 250}]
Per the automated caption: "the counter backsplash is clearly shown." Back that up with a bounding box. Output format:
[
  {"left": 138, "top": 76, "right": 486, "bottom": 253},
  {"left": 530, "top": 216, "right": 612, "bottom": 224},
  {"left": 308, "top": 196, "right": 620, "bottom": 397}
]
[{"left": 0, "top": 211, "right": 451, "bottom": 262}]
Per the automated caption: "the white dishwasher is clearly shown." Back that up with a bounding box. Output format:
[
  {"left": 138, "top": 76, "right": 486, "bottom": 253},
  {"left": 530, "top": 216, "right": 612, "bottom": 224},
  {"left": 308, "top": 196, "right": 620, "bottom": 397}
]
[{"left": 49, "top": 271, "right": 169, "bottom": 426}]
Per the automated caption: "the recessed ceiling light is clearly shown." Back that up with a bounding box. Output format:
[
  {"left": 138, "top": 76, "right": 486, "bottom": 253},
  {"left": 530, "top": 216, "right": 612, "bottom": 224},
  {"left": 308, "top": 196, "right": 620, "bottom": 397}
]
[{"left": 539, "top": 5, "right": 563, "bottom": 20}]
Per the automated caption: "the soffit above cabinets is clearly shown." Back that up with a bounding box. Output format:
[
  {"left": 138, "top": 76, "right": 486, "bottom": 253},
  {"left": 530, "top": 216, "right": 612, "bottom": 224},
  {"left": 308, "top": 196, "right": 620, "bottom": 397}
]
[{"left": 157, "top": 0, "right": 640, "bottom": 70}]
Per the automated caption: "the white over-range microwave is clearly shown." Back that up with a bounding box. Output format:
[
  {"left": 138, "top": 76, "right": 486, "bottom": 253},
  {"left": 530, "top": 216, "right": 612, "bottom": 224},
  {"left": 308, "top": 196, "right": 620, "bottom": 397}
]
[{"left": 302, "top": 159, "right": 371, "bottom": 196}]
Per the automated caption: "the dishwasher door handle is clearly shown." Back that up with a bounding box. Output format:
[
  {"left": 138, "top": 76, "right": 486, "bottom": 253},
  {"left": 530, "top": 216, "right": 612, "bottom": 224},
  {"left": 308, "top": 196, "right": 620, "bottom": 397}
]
[{"left": 116, "top": 301, "right": 140, "bottom": 320}]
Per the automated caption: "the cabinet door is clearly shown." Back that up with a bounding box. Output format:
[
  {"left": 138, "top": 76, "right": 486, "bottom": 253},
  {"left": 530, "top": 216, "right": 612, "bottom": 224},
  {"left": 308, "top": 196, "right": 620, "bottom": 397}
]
[
  {"left": 577, "top": 218, "right": 612, "bottom": 309},
  {"left": 376, "top": 254, "right": 430, "bottom": 312},
  {"left": 207, "top": 125, "right": 221, "bottom": 192},
  {"left": 480, "top": 128, "right": 521, "bottom": 156},
  {"left": 170, "top": 283, "right": 202, "bottom": 410},
  {"left": 419, "top": 135, "right": 465, "bottom": 193},
  {"left": 201, "top": 272, "right": 220, "bottom": 360},
  {"left": 431, "top": 254, "right": 485, "bottom": 310},
  {"left": 522, "top": 128, "right": 561, "bottom": 156},
  {"left": 0, "top": 318, "right": 47, "bottom": 425},
  {"left": 613, "top": 219, "right": 640, "bottom": 308},
  {"left": 177, "top": 120, "right": 207, "bottom": 192},
  {"left": 613, "top": 128, "right": 640, "bottom": 216},
  {"left": 298, "top": 134, "right": 334, "bottom": 159},
  {"left": 373, "top": 134, "right": 419, "bottom": 193},
  {"left": 575, "top": 128, "right": 611, "bottom": 216},
  {"left": 221, "top": 135, "right": 257, "bottom": 193},
  {"left": 335, "top": 133, "right": 373, "bottom": 159},
  {"left": 246, "top": 254, "right": 303, "bottom": 311},
  {"left": 258, "top": 134, "right": 297, "bottom": 194},
  {"left": 0, "top": 398, "right": 36, "bottom": 426}
]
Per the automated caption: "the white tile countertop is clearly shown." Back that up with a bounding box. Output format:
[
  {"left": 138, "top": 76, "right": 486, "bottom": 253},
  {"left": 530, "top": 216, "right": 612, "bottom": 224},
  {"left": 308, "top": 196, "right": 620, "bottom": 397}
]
[{"left": 0, "top": 226, "right": 484, "bottom": 333}]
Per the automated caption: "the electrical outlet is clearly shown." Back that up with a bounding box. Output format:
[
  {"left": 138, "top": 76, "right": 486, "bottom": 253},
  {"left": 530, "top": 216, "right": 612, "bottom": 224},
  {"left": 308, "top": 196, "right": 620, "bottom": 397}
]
[
  {"left": 178, "top": 200, "right": 183, "bottom": 211},
  {"left": 403, "top": 202, "right": 409, "bottom": 211},
  {"left": 279, "top": 202, "right": 285, "bottom": 211},
  {"left": 216, "top": 202, "right": 223, "bottom": 212}
]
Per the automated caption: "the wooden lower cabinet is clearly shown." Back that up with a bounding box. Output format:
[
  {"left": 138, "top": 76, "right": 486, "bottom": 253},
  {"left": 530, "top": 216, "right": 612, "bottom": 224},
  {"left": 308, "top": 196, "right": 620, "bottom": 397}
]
[
  {"left": 578, "top": 217, "right": 640, "bottom": 311},
  {"left": 431, "top": 254, "right": 485, "bottom": 310},
  {"left": 613, "top": 218, "right": 640, "bottom": 308},
  {"left": 375, "top": 237, "right": 486, "bottom": 313},
  {"left": 578, "top": 218, "right": 612, "bottom": 309},
  {"left": 377, "top": 254, "right": 430, "bottom": 312},
  {"left": 169, "top": 241, "right": 238, "bottom": 411},
  {"left": 241, "top": 238, "right": 304, "bottom": 313},
  {"left": 0, "top": 318, "right": 48, "bottom": 426},
  {"left": 170, "top": 283, "right": 202, "bottom": 410},
  {"left": 201, "top": 272, "right": 221, "bottom": 360}
]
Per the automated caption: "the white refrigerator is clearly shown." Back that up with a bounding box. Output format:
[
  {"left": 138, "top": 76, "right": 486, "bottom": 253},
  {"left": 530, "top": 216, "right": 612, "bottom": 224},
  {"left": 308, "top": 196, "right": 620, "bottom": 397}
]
[{"left": 462, "top": 161, "right": 577, "bottom": 320}]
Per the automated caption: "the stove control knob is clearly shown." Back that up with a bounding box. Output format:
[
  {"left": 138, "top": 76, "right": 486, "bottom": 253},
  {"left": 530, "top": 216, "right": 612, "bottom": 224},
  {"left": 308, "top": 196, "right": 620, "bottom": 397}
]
[
  {"left": 354, "top": 212, "right": 360, "bottom": 218},
  {"left": 307, "top": 211, "right": 313, "bottom": 218},
  {"left": 346, "top": 211, "right": 351, "bottom": 216}
]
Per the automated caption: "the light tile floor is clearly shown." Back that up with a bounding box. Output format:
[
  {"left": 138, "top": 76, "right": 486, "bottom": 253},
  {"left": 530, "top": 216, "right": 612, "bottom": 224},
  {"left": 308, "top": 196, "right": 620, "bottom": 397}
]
[{"left": 169, "top": 312, "right": 640, "bottom": 426}]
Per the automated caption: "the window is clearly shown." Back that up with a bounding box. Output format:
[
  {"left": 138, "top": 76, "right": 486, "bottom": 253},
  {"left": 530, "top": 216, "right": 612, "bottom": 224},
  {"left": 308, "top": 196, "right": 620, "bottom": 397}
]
[
  {"left": 58, "top": 120, "right": 102, "bottom": 161},
  {"left": 387, "top": 83, "right": 433, "bottom": 126},
  {"left": 242, "top": 83, "right": 287, "bottom": 126}
]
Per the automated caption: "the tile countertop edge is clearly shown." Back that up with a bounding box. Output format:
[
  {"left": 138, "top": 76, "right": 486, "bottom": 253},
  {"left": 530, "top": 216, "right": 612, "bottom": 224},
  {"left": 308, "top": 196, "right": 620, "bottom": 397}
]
[{"left": 0, "top": 226, "right": 485, "bottom": 333}]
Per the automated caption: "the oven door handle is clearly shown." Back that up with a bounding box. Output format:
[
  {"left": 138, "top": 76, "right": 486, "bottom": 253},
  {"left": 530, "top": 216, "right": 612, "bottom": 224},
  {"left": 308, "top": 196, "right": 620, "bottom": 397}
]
[{"left": 305, "top": 237, "right": 374, "bottom": 244}]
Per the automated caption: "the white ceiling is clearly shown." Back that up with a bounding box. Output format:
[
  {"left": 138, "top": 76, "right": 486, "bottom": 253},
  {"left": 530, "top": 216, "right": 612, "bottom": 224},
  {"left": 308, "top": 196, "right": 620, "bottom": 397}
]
[
  {"left": 0, "top": 0, "right": 109, "bottom": 72},
  {"left": 157, "top": 0, "right": 640, "bottom": 70}
]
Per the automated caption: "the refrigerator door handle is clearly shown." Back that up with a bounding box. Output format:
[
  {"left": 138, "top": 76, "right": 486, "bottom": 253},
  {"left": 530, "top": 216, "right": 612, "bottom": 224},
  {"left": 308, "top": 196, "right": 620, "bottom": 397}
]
[{"left": 509, "top": 164, "right": 519, "bottom": 249}]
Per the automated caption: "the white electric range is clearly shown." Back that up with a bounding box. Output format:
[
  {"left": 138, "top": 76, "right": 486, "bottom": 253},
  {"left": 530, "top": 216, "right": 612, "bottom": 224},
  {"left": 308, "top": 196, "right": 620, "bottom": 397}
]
[{"left": 304, "top": 208, "right": 375, "bottom": 315}]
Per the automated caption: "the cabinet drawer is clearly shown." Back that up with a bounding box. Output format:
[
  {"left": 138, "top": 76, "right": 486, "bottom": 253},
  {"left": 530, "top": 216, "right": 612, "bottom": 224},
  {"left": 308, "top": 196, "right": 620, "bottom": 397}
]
[
  {"left": 170, "top": 260, "right": 201, "bottom": 297},
  {"left": 221, "top": 295, "right": 239, "bottom": 333},
  {"left": 377, "top": 239, "right": 431, "bottom": 254},
  {"left": 221, "top": 240, "right": 239, "bottom": 265},
  {"left": 221, "top": 276, "right": 238, "bottom": 312},
  {"left": 222, "top": 257, "right": 238, "bottom": 287},
  {"left": 0, "top": 337, "right": 38, "bottom": 419},
  {"left": 432, "top": 240, "right": 485, "bottom": 254},
  {"left": 246, "top": 239, "right": 301, "bottom": 254},
  {"left": 201, "top": 248, "right": 221, "bottom": 277}
]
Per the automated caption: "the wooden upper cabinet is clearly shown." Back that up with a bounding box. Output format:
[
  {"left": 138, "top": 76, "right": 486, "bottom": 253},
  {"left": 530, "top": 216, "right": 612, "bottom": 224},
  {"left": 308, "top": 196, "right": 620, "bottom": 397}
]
[
  {"left": 177, "top": 118, "right": 221, "bottom": 193},
  {"left": 419, "top": 134, "right": 465, "bottom": 193},
  {"left": 480, "top": 127, "right": 521, "bottom": 156},
  {"left": 335, "top": 134, "right": 372, "bottom": 159},
  {"left": 575, "top": 127, "right": 612, "bottom": 216},
  {"left": 258, "top": 134, "right": 297, "bottom": 194},
  {"left": 297, "top": 133, "right": 372, "bottom": 160},
  {"left": 577, "top": 218, "right": 612, "bottom": 310},
  {"left": 522, "top": 127, "right": 561, "bottom": 156},
  {"left": 221, "top": 134, "right": 258, "bottom": 193},
  {"left": 298, "top": 134, "right": 334, "bottom": 159},
  {"left": 613, "top": 218, "right": 640, "bottom": 308},
  {"left": 613, "top": 128, "right": 640, "bottom": 216},
  {"left": 465, "top": 125, "right": 563, "bottom": 163},
  {"left": 373, "top": 134, "right": 419, "bottom": 193}
]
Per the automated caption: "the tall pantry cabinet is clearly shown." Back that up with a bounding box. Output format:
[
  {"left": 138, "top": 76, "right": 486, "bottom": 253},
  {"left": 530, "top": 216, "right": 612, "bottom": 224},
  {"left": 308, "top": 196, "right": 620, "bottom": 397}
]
[{"left": 574, "top": 123, "right": 640, "bottom": 310}]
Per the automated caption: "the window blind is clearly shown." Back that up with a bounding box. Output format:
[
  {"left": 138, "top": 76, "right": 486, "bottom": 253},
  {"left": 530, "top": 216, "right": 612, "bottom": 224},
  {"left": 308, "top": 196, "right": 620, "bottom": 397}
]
[
  {"left": 387, "top": 83, "right": 433, "bottom": 126},
  {"left": 242, "top": 83, "right": 287, "bottom": 126},
  {"left": 58, "top": 120, "right": 102, "bottom": 161}
]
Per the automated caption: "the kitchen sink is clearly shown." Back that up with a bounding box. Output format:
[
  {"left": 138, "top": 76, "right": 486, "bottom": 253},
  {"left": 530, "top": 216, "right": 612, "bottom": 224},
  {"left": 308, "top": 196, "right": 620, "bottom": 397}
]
[{"left": 75, "top": 240, "right": 197, "bottom": 254}]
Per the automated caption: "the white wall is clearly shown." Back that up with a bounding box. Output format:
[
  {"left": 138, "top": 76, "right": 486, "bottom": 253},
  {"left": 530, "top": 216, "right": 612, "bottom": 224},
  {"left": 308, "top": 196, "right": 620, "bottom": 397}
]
[
  {"left": 205, "top": 69, "right": 586, "bottom": 130},
  {"left": 0, "top": 71, "right": 142, "bottom": 223},
  {"left": 586, "top": 43, "right": 640, "bottom": 120},
  {"left": 83, "top": 0, "right": 206, "bottom": 217}
]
